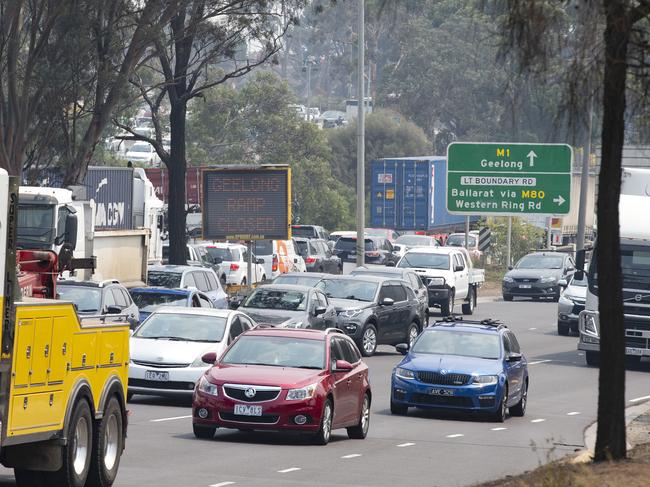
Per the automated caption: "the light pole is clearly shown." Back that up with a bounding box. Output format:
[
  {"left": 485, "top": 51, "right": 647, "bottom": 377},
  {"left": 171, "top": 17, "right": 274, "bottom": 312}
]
[
  {"left": 576, "top": 95, "right": 594, "bottom": 251},
  {"left": 356, "top": 0, "right": 365, "bottom": 267},
  {"left": 303, "top": 55, "right": 316, "bottom": 122}
]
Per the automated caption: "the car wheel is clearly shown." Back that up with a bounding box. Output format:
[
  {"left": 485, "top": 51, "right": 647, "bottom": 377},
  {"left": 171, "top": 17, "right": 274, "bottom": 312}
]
[
  {"left": 492, "top": 386, "right": 508, "bottom": 423},
  {"left": 347, "top": 394, "right": 370, "bottom": 439},
  {"left": 87, "top": 397, "right": 123, "bottom": 487},
  {"left": 440, "top": 290, "right": 454, "bottom": 316},
  {"left": 359, "top": 324, "right": 378, "bottom": 357},
  {"left": 462, "top": 287, "right": 476, "bottom": 315},
  {"left": 390, "top": 398, "right": 408, "bottom": 415},
  {"left": 557, "top": 322, "right": 570, "bottom": 336},
  {"left": 585, "top": 351, "right": 600, "bottom": 367},
  {"left": 503, "top": 294, "right": 513, "bottom": 302},
  {"left": 509, "top": 381, "right": 527, "bottom": 417},
  {"left": 407, "top": 323, "right": 419, "bottom": 348},
  {"left": 313, "top": 400, "right": 333, "bottom": 445},
  {"left": 193, "top": 424, "right": 216, "bottom": 439},
  {"left": 50, "top": 399, "right": 93, "bottom": 487}
]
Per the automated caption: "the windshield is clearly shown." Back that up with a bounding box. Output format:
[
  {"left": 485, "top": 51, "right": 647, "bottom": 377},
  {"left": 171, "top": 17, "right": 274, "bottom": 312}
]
[
  {"left": 242, "top": 289, "right": 307, "bottom": 311},
  {"left": 590, "top": 246, "right": 650, "bottom": 285},
  {"left": 134, "top": 313, "right": 226, "bottom": 342},
  {"left": 335, "top": 238, "right": 375, "bottom": 251},
  {"left": 253, "top": 240, "right": 273, "bottom": 255},
  {"left": 17, "top": 203, "right": 55, "bottom": 249},
  {"left": 398, "top": 252, "right": 450, "bottom": 270},
  {"left": 130, "top": 291, "right": 188, "bottom": 311},
  {"left": 516, "top": 255, "right": 564, "bottom": 269},
  {"left": 204, "top": 247, "right": 234, "bottom": 262},
  {"left": 130, "top": 144, "right": 150, "bottom": 153},
  {"left": 446, "top": 234, "right": 477, "bottom": 247},
  {"left": 292, "top": 226, "right": 317, "bottom": 238},
  {"left": 396, "top": 235, "right": 435, "bottom": 246},
  {"left": 412, "top": 330, "right": 501, "bottom": 360},
  {"left": 221, "top": 335, "right": 325, "bottom": 369},
  {"left": 57, "top": 286, "right": 102, "bottom": 313},
  {"left": 273, "top": 275, "right": 324, "bottom": 286},
  {"left": 317, "top": 279, "right": 377, "bottom": 302},
  {"left": 147, "top": 271, "right": 182, "bottom": 288}
]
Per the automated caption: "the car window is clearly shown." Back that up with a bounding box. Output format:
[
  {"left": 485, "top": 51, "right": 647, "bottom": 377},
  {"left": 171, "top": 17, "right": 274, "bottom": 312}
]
[
  {"left": 192, "top": 272, "right": 209, "bottom": 292},
  {"left": 385, "top": 239, "right": 393, "bottom": 251},
  {"left": 112, "top": 288, "right": 128, "bottom": 308},
  {"left": 316, "top": 292, "right": 329, "bottom": 307},
  {"left": 378, "top": 284, "right": 391, "bottom": 302},
  {"left": 148, "top": 271, "right": 182, "bottom": 288},
  {"left": 403, "top": 285, "right": 416, "bottom": 300},
  {"left": 342, "top": 338, "right": 361, "bottom": 362},
  {"left": 391, "top": 284, "right": 407, "bottom": 302},
  {"left": 502, "top": 334, "right": 512, "bottom": 354},
  {"left": 199, "top": 294, "right": 212, "bottom": 308},
  {"left": 335, "top": 338, "right": 358, "bottom": 364},
  {"left": 57, "top": 286, "right": 102, "bottom": 313},
  {"left": 229, "top": 317, "right": 244, "bottom": 342},
  {"left": 206, "top": 272, "right": 219, "bottom": 291},
  {"left": 183, "top": 272, "right": 196, "bottom": 288},
  {"left": 408, "top": 273, "right": 421, "bottom": 290},
  {"left": 103, "top": 289, "right": 116, "bottom": 308},
  {"left": 121, "top": 289, "right": 133, "bottom": 306},
  {"left": 507, "top": 332, "right": 521, "bottom": 353},
  {"left": 329, "top": 338, "right": 346, "bottom": 369},
  {"left": 454, "top": 254, "right": 465, "bottom": 270},
  {"left": 239, "top": 315, "right": 254, "bottom": 330},
  {"left": 191, "top": 294, "right": 201, "bottom": 307}
]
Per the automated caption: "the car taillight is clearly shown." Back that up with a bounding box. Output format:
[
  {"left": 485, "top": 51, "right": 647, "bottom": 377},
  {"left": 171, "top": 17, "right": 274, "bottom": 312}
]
[
  {"left": 305, "top": 256, "right": 317, "bottom": 264},
  {"left": 272, "top": 255, "right": 278, "bottom": 272},
  {"left": 230, "top": 263, "right": 239, "bottom": 271}
]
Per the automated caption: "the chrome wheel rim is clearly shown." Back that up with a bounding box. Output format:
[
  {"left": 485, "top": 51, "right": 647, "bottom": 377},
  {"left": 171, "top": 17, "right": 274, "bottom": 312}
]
[
  {"left": 363, "top": 328, "right": 376, "bottom": 354},
  {"left": 408, "top": 326, "right": 418, "bottom": 347},
  {"left": 322, "top": 404, "right": 332, "bottom": 441},
  {"left": 73, "top": 416, "right": 89, "bottom": 476},
  {"left": 521, "top": 387, "right": 527, "bottom": 413},
  {"left": 361, "top": 398, "right": 370, "bottom": 434},
  {"left": 104, "top": 413, "right": 119, "bottom": 471}
]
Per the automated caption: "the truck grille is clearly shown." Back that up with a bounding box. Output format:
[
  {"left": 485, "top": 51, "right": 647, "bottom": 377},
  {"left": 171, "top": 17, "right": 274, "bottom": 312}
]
[{"left": 417, "top": 371, "right": 470, "bottom": 386}]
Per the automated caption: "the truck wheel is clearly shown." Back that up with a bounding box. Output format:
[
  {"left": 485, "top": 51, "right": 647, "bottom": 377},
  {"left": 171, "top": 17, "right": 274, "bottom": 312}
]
[
  {"left": 462, "top": 288, "right": 476, "bottom": 315},
  {"left": 88, "top": 397, "right": 123, "bottom": 487},
  {"left": 52, "top": 399, "right": 93, "bottom": 487},
  {"left": 441, "top": 291, "right": 455, "bottom": 316},
  {"left": 585, "top": 351, "right": 600, "bottom": 367}
]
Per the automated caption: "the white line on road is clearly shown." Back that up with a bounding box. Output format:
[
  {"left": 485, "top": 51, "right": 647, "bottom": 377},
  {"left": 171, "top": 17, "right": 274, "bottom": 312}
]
[
  {"left": 446, "top": 434, "right": 464, "bottom": 438},
  {"left": 566, "top": 411, "right": 581, "bottom": 416},
  {"left": 491, "top": 427, "right": 507, "bottom": 431},
  {"left": 528, "top": 327, "right": 537, "bottom": 330},
  {"left": 209, "top": 482, "right": 235, "bottom": 487},
  {"left": 528, "top": 360, "right": 552, "bottom": 365},
  {"left": 531, "top": 419, "right": 546, "bottom": 423},
  {"left": 277, "top": 468, "right": 301, "bottom": 474},
  {"left": 397, "top": 442, "right": 416, "bottom": 447},
  {"left": 150, "top": 415, "right": 193, "bottom": 422},
  {"left": 341, "top": 454, "right": 362, "bottom": 459},
  {"left": 629, "top": 395, "right": 650, "bottom": 403}
]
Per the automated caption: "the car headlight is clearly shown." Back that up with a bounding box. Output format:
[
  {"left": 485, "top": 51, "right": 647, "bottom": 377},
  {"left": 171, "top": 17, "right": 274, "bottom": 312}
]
[
  {"left": 197, "top": 375, "right": 218, "bottom": 395},
  {"left": 427, "top": 277, "right": 445, "bottom": 287},
  {"left": 342, "top": 308, "right": 363, "bottom": 319},
  {"left": 191, "top": 354, "right": 214, "bottom": 367},
  {"left": 580, "top": 312, "right": 599, "bottom": 337},
  {"left": 395, "top": 367, "right": 415, "bottom": 380},
  {"left": 558, "top": 294, "right": 573, "bottom": 305},
  {"left": 503, "top": 276, "right": 514, "bottom": 283},
  {"left": 540, "top": 276, "right": 557, "bottom": 283},
  {"left": 286, "top": 383, "right": 318, "bottom": 401},
  {"left": 472, "top": 375, "right": 498, "bottom": 385}
]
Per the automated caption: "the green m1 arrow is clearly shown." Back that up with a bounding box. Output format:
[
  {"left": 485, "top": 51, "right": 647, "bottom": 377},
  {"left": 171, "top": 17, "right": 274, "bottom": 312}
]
[{"left": 446, "top": 142, "right": 572, "bottom": 215}]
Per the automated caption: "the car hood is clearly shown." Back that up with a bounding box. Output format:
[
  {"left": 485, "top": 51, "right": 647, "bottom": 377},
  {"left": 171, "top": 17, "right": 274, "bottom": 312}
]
[
  {"left": 207, "top": 363, "right": 324, "bottom": 388},
  {"left": 564, "top": 284, "right": 587, "bottom": 300},
  {"left": 505, "top": 268, "right": 563, "bottom": 280},
  {"left": 402, "top": 353, "right": 502, "bottom": 376},
  {"left": 328, "top": 298, "right": 375, "bottom": 311},
  {"left": 130, "top": 337, "right": 222, "bottom": 363},
  {"left": 238, "top": 308, "right": 304, "bottom": 325}
]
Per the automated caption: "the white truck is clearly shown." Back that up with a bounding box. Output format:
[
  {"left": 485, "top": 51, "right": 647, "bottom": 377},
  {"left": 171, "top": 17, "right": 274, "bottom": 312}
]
[
  {"left": 578, "top": 167, "right": 650, "bottom": 365},
  {"left": 395, "top": 246, "right": 485, "bottom": 315}
]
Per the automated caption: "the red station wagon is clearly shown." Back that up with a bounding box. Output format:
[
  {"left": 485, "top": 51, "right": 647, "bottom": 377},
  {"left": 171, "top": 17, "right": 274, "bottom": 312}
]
[{"left": 192, "top": 327, "right": 371, "bottom": 445}]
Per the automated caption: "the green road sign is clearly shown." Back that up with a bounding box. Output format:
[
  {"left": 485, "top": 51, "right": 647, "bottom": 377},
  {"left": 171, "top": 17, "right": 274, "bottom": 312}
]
[{"left": 446, "top": 142, "right": 572, "bottom": 215}]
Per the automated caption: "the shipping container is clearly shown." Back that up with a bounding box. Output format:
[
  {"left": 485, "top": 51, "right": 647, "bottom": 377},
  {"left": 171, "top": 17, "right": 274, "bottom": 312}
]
[
  {"left": 84, "top": 166, "right": 134, "bottom": 230},
  {"left": 145, "top": 167, "right": 202, "bottom": 205},
  {"left": 370, "top": 157, "right": 478, "bottom": 231}
]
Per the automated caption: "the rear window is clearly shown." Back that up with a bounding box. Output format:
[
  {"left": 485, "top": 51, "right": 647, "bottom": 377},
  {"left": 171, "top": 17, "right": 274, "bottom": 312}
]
[
  {"left": 147, "top": 271, "right": 182, "bottom": 288},
  {"left": 295, "top": 240, "right": 309, "bottom": 257},
  {"left": 130, "top": 291, "right": 188, "bottom": 311},
  {"left": 204, "top": 247, "right": 234, "bottom": 262},
  {"left": 292, "top": 226, "right": 317, "bottom": 238},
  {"left": 253, "top": 240, "right": 273, "bottom": 255},
  {"left": 335, "top": 238, "right": 375, "bottom": 251},
  {"left": 57, "top": 286, "right": 102, "bottom": 313}
]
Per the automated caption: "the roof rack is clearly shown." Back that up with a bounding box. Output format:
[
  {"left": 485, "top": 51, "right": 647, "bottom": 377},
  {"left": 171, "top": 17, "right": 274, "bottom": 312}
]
[{"left": 432, "top": 317, "right": 506, "bottom": 330}]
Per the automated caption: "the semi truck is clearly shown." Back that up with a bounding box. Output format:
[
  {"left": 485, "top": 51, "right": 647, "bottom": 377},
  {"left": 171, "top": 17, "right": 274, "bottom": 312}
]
[
  {"left": 0, "top": 169, "right": 129, "bottom": 486},
  {"left": 578, "top": 167, "right": 650, "bottom": 365},
  {"left": 370, "top": 157, "right": 479, "bottom": 232}
]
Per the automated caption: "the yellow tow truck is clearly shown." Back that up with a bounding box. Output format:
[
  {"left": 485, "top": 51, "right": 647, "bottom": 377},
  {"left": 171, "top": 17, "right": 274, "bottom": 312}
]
[{"left": 0, "top": 169, "right": 129, "bottom": 486}]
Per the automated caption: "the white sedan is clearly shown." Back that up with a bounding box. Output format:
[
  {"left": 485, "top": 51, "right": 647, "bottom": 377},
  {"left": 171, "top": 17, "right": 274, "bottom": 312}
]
[{"left": 128, "top": 308, "right": 257, "bottom": 399}]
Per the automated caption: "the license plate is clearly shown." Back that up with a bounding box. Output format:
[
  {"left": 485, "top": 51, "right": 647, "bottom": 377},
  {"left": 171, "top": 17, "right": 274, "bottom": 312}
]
[
  {"left": 144, "top": 370, "right": 169, "bottom": 382},
  {"left": 519, "top": 284, "right": 532, "bottom": 289},
  {"left": 429, "top": 388, "right": 454, "bottom": 396},
  {"left": 234, "top": 404, "right": 263, "bottom": 416},
  {"left": 626, "top": 347, "right": 645, "bottom": 356}
]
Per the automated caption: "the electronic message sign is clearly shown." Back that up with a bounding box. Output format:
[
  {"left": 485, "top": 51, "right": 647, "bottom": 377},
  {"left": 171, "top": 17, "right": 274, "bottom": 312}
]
[{"left": 202, "top": 167, "right": 291, "bottom": 240}]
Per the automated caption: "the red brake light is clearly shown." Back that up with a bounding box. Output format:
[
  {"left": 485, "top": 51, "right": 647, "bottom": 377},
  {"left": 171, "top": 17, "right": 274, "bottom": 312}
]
[
  {"left": 305, "top": 256, "right": 317, "bottom": 264},
  {"left": 230, "top": 263, "right": 239, "bottom": 271},
  {"left": 272, "top": 255, "right": 278, "bottom": 272}
]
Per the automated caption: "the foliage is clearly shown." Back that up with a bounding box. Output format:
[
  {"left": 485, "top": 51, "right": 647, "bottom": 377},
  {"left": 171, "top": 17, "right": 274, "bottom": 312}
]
[{"left": 483, "top": 217, "right": 545, "bottom": 268}]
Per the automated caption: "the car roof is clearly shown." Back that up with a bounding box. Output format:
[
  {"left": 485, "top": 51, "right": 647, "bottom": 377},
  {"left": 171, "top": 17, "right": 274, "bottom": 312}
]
[
  {"left": 405, "top": 247, "right": 457, "bottom": 255},
  {"left": 352, "top": 267, "right": 408, "bottom": 275},
  {"left": 275, "top": 272, "right": 329, "bottom": 279},
  {"left": 200, "top": 242, "right": 244, "bottom": 250},
  {"left": 148, "top": 307, "right": 235, "bottom": 318},
  {"left": 256, "top": 284, "right": 314, "bottom": 292},
  {"left": 320, "top": 274, "right": 393, "bottom": 284},
  {"left": 242, "top": 327, "right": 330, "bottom": 341},
  {"left": 129, "top": 287, "right": 190, "bottom": 296},
  {"left": 148, "top": 265, "right": 205, "bottom": 273},
  {"left": 58, "top": 279, "right": 120, "bottom": 288},
  {"left": 524, "top": 251, "right": 566, "bottom": 258}
]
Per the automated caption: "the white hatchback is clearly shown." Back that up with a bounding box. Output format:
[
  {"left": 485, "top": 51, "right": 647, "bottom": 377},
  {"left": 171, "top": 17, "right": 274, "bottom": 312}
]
[{"left": 128, "top": 308, "right": 257, "bottom": 399}]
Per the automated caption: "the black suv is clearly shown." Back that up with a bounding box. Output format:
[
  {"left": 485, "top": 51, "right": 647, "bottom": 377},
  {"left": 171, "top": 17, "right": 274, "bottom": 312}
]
[
  {"left": 57, "top": 279, "right": 140, "bottom": 328},
  {"left": 294, "top": 237, "right": 343, "bottom": 274},
  {"left": 333, "top": 236, "right": 399, "bottom": 265},
  {"left": 317, "top": 275, "right": 423, "bottom": 356}
]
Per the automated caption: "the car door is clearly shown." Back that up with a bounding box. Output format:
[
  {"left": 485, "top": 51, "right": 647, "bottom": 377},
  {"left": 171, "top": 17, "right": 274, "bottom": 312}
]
[
  {"left": 376, "top": 283, "right": 399, "bottom": 341},
  {"left": 306, "top": 291, "right": 326, "bottom": 330},
  {"left": 228, "top": 317, "right": 245, "bottom": 345},
  {"left": 329, "top": 337, "right": 356, "bottom": 427},
  {"left": 453, "top": 253, "right": 470, "bottom": 299},
  {"left": 502, "top": 333, "right": 524, "bottom": 405},
  {"left": 390, "top": 283, "right": 412, "bottom": 340},
  {"left": 317, "top": 291, "right": 337, "bottom": 328},
  {"left": 338, "top": 338, "right": 365, "bottom": 417},
  {"left": 408, "top": 272, "right": 428, "bottom": 311}
]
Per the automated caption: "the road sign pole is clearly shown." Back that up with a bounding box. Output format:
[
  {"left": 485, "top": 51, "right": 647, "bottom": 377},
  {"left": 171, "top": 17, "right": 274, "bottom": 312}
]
[
  {"left": 576, "top": 96, "right": 594, "bottom": 251},
  {"left": 507, "top": 216, "right": 512, "bottom": 267},
  {"left": 464, "top": 216, "right": 469, "bottom": 250},
  {"left": 356, "top": 0, "right": 365, "bottom": 267},
  {"left": 247, "top": 240, "right": 253, "bottom": 289},
  {"left": 546, "top": 217, "right": 552, "bottom": 249}
]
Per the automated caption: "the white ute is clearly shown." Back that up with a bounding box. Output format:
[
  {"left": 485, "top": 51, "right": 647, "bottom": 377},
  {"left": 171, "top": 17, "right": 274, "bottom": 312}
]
[{"left": 395, "top": 247, "right": 485, "bottom": 315}]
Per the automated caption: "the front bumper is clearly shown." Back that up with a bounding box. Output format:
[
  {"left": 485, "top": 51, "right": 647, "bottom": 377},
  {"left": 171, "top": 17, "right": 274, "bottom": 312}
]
[
  {"left": 502, "top": 282, "right": 560, "bottom": 297},
  {"left": 391, "top": 375, "right": 503, "bottom": 413},
  {"left": 128, "top": 363, "right": 209, "bottom": 397},
  {"left": 192, "top": 389, "right": 325, "bottom": 432},
  {"left": 426, "top": 287, "right": 450, "bottom": 307}
]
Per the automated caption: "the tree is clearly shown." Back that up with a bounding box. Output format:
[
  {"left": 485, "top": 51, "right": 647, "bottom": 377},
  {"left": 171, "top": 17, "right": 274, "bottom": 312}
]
[{"left": 495, "top": 0, "right": 650, "bottom": 461}]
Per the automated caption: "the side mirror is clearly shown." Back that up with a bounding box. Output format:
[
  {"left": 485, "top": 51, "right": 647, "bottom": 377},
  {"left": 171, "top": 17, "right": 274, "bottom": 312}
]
[
  {"left": 229, "top": 299, "right": 241, "bottom": 310},
  {"left": 381, "top": 297, "right": 394, "bottom": 306},
  {"left": 314, "top": 306, "right": 327, "bottom": 316},
  {"left": 213, "top": 256, "right": 223, "bottom": 264},
  {"left": 65, "top": 212, "right": 78, "bottom": 249},
  {"left": 575, "top": 269, "right": 585, "bottom": 281},
  {"left": 256, "top": 258, "right": 265, "bottom": 264},
  {"left": 566, "top": 267, "right": 575, "bottom": 273},
  {"left": 558, "top": 279, "right": 568, "bottom": 288},
  {"left": 392, "top": 245, "right": 402, "bottom": 252},
  {"left": 507, "top": 352, "right": 522, "bottom": 363},
  {"left": 395, "top": 343, "right": 409, "bottom": 355},
  {"left": 106, "top": 305, "right": 122, "bottom": 315},
  {"left": 454, "top": 265, "right": 464, "bottom": 272},
  {"left": 507, "top": 265, "right": 513, "bottom": 271},
  {"left": 386, "top": 261, "right": 396, "bottom": 267},
  {"left": 201, "top": 352, "right": 217, "bottom": 364},
  {"left": 333, "top": 359, "right": 353, "bottom": 372}
]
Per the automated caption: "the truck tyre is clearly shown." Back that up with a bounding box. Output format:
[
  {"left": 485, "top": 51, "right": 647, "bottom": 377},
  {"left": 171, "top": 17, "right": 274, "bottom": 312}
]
[
  {"left": 585, "top": 351, "right": 600, "bottom": 367},
  {"left": 52, "top": 398, "right": 93, "bottom": 487},
  {"left": 88, "top": 397, "right": 123, "bottom": 487},
  {"left": 441, "top": 290, "right": 454, "bottom": 316},
  {"left": 462, "top": 287, "right": 476, "bottom": 315}
]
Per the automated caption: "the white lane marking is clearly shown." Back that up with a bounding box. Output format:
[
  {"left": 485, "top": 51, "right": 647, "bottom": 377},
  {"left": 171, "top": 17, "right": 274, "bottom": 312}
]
[
  {"left": 277, "top": 467, "right": 301, "bottom": 473},
  {"left": 531, "top": 418, "right": 546, "bottom": 423},
  {"left": 629, "top": 395, "right": 650, "bottom": 403},
  {"left": 528, "top": 327, "right": 537, "bottom": 330},
  {"left": 209, "top": 483, "right": 235, "bottom": 487},
  {"left": 397, "top": 442, "right": 415, "bottom": 447},
  {"left": 150, "top": 415, "right": 192, "bottom": 422},
  {"left": 528, "top": 360, "right": 552, "bottom": 365},
  {"left": 446, "top": 434, "right": 464, "bottom": 438},
  {"left": 491, "top": 427, "right": 507, "bottom": 431},
  {"left": 567, "top": 411, "right": 581, "bottom": 416},
  {"left": 341, "top": 454, "right": 362, "bottom": 459}
]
